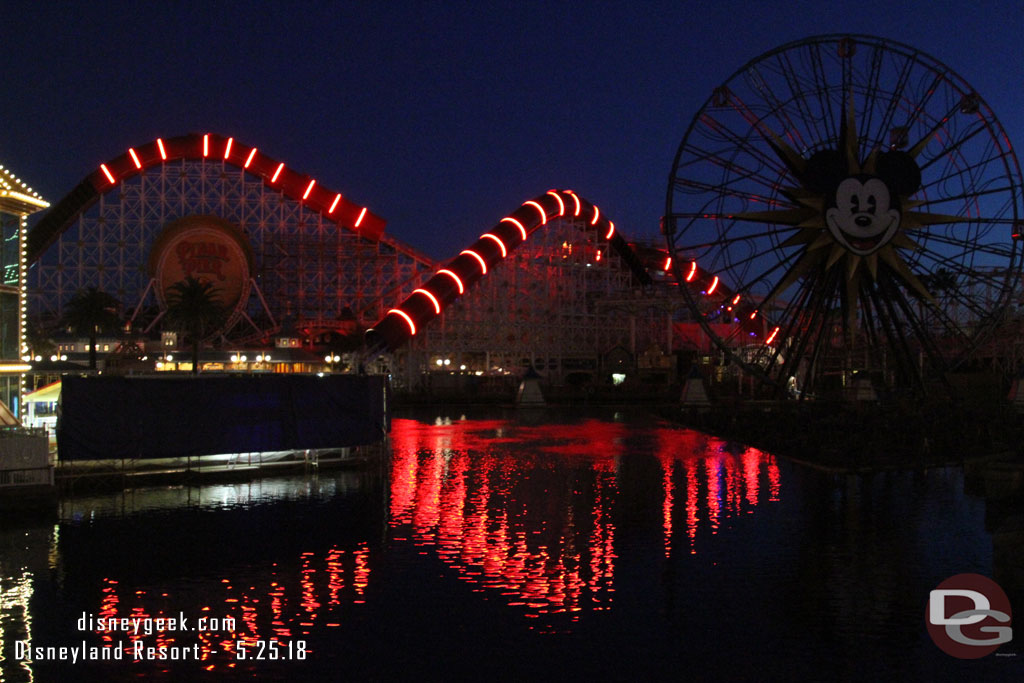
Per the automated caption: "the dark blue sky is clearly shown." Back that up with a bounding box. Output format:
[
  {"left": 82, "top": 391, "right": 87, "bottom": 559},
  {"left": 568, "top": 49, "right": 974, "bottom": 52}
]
[{"left": 3, "top": 1, "right": 1022, "bottom": 260}]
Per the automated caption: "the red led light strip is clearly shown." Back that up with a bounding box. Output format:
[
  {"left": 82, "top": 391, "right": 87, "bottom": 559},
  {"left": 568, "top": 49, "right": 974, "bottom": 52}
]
[
  {"left": 547, "top": 190, "right": 565, "bottom": 216},
  {"left": 481, "top": 233, "right": 507, "bottom": 257},
  {"left": 524, "top": 200, "right": 547, "bottom": 225},
  {"left": 501, "top": 217, "right": 527, "bottom": 240},
  {"left": 567, "top": 190, "right": 581, "bottom": 216},
  {"left": 387, "top": 309, "right": 416, "bottom": 336},
  {"left": 437, "top": 269, "right": 464, "bottom": 294},
  {"left": 412, "top": 288, "right": 441, "bottom": 314},
  {"left": 461, "top": 249, "right": 487, "bottom": 274}
]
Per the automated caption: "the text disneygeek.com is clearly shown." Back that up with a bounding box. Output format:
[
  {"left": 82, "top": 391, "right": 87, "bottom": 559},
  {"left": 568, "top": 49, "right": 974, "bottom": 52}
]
[{"left": 7, "top": 611, "right": 300, "bottom": 665}]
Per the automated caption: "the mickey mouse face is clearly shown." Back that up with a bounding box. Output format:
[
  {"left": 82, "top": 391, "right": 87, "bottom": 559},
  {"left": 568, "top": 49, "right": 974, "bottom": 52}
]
[{"left": 825, "top": 176, "right": 901, "bottom": 256}]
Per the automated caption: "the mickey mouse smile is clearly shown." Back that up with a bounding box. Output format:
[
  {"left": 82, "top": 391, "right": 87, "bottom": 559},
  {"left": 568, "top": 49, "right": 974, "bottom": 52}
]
[{"left": 825, "top": 176, "right": 901, "bottom": 256}]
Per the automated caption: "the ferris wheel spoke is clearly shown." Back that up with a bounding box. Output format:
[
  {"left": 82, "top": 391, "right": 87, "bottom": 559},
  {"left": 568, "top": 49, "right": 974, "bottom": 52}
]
[
  {"left": 805, "top": 41, "right": 839, "bottom": 143},
  {"left": 872, "top": 52, "right": 918, "bottom": 146},
  {"left": 916, "top": 122, "right": 1007, "bottom": 175},
  {"left": 884, "top": 271, "right": 961, "bottom": 365},
  {"left": 865, "top": 278, "right": 921, "bottom": 385},
  {"left": 671, "top": 176, "right": 788, "bottom": 209},
  {"left": 912, "top": 235, "right": 1015, "bottom": 269},
  {"left": 854, "top": 42, "right": 889, "bottom": 142},
  {"left": 774, "top": 52, "right": 832, "bottom": 146},
  {"left": 690, "top": 144, "right": 804, "bottom": 198},
  {"left": 743, "top": 65, "right": 815, "bottom": 153},
  {"left": 669, "top": 223, "right": 801, "bottom": 253},
  {"left": 783, "top": 268, "right": 843, "bottom": 375},
  {"left": 917, "top": 182, "right": 1020, "bottom": 211},
  {"left": 902, "top": 257, "right": 995, "bottom": 328},
  {"left": 894, "top": 70, "right": 948, "bottom": 138},
  {"left": 692, "top": 116, "right": 793, "bottom": 180},
  {"left": 722, "top": 243, "right": 804, "bottom": 296}
]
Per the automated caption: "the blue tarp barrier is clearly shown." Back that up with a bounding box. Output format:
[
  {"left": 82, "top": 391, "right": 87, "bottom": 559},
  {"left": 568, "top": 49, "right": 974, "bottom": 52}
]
[{"left": 57, "top": 374, "right": 388, "bottom": 461}]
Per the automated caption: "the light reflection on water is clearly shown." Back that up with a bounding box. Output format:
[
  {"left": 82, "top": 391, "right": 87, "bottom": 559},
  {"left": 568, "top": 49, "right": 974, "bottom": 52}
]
[
  {"left": 386, "top": 416, "right": 780, "bottom": 630},
  {"left": 1, "top": 409, "right": 1018, "bottom": 680}
]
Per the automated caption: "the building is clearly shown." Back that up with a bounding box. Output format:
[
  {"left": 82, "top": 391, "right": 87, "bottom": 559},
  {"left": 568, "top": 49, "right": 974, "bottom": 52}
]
[{"left": 0, "top": 162, "right": 48, "bottom": 417}]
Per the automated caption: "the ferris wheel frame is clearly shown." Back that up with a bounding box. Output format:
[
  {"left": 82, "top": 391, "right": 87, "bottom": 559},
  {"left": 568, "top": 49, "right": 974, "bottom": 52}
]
[{"left": 664, "top": 33, "right": 1024, "bottom": 399}]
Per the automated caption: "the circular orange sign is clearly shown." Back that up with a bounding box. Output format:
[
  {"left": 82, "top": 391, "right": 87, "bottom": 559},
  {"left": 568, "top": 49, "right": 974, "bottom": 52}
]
[{"left": 149, "top": 215, "right": 254, "bottom": 313}]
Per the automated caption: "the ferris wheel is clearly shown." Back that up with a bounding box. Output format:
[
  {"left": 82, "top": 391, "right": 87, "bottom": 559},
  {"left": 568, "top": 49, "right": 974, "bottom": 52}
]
[{"left": 664, "top": 34, "right": 1024, "bottom": 397}]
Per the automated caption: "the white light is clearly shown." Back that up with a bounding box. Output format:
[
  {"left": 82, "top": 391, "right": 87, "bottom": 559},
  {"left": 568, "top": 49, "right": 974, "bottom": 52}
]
[
  {"left": 264, "top": 353, "right": 271, "bottom": 362},
  {"left": 231, "top": 354, "right": 239, "bottom": 362},
  {"left": 325, "top": 355, "right": 333, "bottom": 363},
  {"left": 240, "top": 355, "right": 247, "bottom": 362},
  {"left": 436, "top": 359, "right": 443, "bottom": 366},
  {"left": 443, "top": 359, "right": 450, "bottom": 366},
  {"left": 460, "top": 364, "right": 466, "bottom": 370},
  {"left": 50, "top": 355, "right": 57, "bottom": 361},
  {"left": 34, "top": 355, "right": 41, "bottom": 362},
  {"left": 166, "top": 354, "right": 173, "bottom": 362}
]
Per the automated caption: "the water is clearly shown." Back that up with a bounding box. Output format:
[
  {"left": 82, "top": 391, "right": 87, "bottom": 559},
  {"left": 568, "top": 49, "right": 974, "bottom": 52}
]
[{"left": 1, "top": 408, "right": 1020, "bottom": 681}]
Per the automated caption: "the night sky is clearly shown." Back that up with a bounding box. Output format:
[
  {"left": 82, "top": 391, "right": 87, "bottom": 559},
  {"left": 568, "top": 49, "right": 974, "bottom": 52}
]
[{"left": 3, "top": 1, "right": 1023, "bottom": 260}]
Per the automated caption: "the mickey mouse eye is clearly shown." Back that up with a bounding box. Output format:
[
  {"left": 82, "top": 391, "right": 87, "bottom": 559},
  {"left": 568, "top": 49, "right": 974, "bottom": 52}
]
[
  {"left": 850, "top": 195, "right": 860, "bottom": 212},
  {"left": 867, "top": 195, "right": 877, "bottom": 213}
]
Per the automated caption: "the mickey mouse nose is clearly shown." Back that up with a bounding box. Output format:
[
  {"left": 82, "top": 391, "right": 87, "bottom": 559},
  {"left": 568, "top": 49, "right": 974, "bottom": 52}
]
[{"left": 855, "top": 215, "right": 872, "bottom": 227}]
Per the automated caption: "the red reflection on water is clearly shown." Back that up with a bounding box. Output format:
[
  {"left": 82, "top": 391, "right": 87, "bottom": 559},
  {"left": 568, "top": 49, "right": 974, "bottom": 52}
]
[
  {"left": 89, "top": 542, "right": 369, "bottom": 670},
  {"left": 389, "top": 417, "right": 781, "bottom": 627},
  {"left": 389, "top": 418, "right": 620, "bottom": 629},
  {"left": 706, "top": 457, "right": 721, "bottom": 533},
  {"left": 653, "top": 427, "right": 781, "bottom": 556},
  {"left": 743, "top": 448, "right": 761, "bottom": 506},
  {"left": 661, "top": 456, "right": 674, "bottom": 558}
]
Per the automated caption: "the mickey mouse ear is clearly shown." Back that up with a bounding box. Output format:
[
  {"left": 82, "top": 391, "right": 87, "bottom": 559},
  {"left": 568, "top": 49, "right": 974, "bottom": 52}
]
[
  {"left": 876, "top": 151, "right": 921, "bottom": 195},
  {"left": 804, "top": 149, "right": 846, "bottom": 194}
]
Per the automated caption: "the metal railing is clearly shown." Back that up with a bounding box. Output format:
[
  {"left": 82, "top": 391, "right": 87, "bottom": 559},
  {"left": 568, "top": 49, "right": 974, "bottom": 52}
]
[{"left": 0, "top": 466, "right": 55, "bottom": 488}]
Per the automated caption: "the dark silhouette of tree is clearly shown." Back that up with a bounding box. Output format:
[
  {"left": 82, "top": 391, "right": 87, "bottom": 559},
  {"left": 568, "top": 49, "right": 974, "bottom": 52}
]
[
  {"left": 927, "top": 267, "right": 958, "bottom": 297},
  {"left": 24, "top": 321, "right": 57, "bottom": 360},
  {"left": 62, "top": 287, "right": 121, "bottom": 369},
  {"left": 163, "top": 277, "right": 228, "bottom": 374}
]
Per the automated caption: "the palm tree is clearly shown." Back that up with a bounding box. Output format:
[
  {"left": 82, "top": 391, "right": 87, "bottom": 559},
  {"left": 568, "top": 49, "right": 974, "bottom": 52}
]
[
  {"left": 62, "top": 287, "right": 121, "bottom": 369},
  {"left": 163, "top": 277, "right": 228, "bottom": 374}
]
